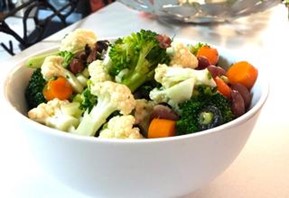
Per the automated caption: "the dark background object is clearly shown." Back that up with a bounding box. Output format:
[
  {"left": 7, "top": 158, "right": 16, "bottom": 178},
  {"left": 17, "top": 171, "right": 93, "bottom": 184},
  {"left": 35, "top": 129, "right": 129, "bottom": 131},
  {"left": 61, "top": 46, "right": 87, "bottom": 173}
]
[{"left": 0, "top": 0, "right": 92, "bottom": 56}]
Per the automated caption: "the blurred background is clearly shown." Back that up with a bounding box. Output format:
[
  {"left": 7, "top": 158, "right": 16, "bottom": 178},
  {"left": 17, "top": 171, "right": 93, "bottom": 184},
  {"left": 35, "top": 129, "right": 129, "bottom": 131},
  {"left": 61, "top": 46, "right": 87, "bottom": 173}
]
[
  {"left": 0, "top": 0, "right": 115, "bottom": 61},
  {"left": 1, "top": 0, "right": 288, "bottom": 61}
]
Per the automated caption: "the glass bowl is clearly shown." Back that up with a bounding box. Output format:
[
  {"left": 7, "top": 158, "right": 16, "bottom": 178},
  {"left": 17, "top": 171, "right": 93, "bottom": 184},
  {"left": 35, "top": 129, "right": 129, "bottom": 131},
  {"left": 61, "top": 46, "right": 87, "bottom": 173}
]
[{"left": 118, "top": 0, "right": 281, "bottom": 23}]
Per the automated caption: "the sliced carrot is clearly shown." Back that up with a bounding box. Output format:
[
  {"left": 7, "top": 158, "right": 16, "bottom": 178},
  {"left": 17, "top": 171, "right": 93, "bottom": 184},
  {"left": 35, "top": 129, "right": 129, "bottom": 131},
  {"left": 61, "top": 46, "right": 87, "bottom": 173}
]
[
  {"left": 43, "top": 76, "right": 73, "bottom": 101},
  {"left": 196, "top": 45, "right": 219, "bottom": 65},
  {"left": 148, "top": 118, "right": 176, "bottom": 138},
  {"left": 214, "top": 76, "right": 232, "bottom": 98},
  {"left": 226, "top": 61, "right": 258, "bottom": 90}
]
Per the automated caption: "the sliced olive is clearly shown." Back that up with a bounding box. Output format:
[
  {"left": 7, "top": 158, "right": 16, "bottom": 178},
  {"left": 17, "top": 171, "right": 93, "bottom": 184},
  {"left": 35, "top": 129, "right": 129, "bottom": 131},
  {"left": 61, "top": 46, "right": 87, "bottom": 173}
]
[{"left": 198, "top": 105, "right": 223, "bottom": 130}]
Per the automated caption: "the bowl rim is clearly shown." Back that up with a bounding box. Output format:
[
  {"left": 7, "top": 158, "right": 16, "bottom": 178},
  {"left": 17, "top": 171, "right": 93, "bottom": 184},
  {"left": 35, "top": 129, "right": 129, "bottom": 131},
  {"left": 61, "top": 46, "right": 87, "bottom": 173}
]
[
  {"left": 118, "top": 0, "right": 281, "bottom": 23},
  {"left": 2, "top": 39, "right": 269, "bottom": 144}
]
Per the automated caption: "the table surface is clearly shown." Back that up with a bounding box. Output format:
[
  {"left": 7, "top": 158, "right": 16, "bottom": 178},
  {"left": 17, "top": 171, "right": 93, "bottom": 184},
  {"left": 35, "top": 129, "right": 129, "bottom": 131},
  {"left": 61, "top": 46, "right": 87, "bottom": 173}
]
[{"left": 1, "top": 2, "right": 289, "bottom": 198}]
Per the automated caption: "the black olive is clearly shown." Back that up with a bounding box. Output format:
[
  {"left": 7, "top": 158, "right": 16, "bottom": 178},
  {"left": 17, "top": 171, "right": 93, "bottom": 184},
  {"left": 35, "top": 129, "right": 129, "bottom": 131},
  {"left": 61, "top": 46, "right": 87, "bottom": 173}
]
[{"left": 198, "top": 105, "right": 223, "bottom": 131}]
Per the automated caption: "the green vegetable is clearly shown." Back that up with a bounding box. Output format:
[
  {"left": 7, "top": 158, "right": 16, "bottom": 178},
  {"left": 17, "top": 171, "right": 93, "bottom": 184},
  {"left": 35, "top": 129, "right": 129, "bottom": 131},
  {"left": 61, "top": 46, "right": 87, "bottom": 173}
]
[
  {"left": 189, "top": 42, "right": 206, "bottom": 55},
  {"left": 73, "top": 87, "right": 98, "bottom": 112},
  {"left": 25, "top": 51, "right": 58, "bottom": 68},
  {"left": 108, "top": 29, "right": 171, "bottom": 92},
  {"left": 176, "top": 85, "right": 234, "bottom": 135},
  {"left": 25, "top": 50, "right": 75, "bottom": 69},
  {"left": 25, "top": 68, "right": 47, "bottom": 109},
  {"left": 58, "top": 51, "right": 74, "bottom": 68}
]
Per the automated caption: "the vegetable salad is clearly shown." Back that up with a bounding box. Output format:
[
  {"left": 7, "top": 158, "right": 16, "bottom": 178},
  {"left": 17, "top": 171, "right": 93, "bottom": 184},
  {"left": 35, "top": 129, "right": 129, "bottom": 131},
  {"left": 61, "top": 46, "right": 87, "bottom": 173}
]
[{"left": 25, "top": 29, "right": 258, "bottom": 139}]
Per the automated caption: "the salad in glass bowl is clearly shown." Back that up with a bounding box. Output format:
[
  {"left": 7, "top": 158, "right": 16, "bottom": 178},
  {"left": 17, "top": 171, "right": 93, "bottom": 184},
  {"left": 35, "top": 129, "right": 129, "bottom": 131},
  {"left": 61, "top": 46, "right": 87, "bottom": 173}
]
[{"left": 24, "top": 28, "right": 258, "bottom": 140}]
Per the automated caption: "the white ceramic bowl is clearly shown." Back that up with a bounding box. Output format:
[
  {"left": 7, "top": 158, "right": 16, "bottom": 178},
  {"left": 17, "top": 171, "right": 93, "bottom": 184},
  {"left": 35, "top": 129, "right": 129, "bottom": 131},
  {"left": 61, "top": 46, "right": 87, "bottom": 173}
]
[
  {"left": 3, "top": 43, "right": 268, "bottom": 197},
  {"left": 118, "top": 0, "right": 280, "bottom": 23}
]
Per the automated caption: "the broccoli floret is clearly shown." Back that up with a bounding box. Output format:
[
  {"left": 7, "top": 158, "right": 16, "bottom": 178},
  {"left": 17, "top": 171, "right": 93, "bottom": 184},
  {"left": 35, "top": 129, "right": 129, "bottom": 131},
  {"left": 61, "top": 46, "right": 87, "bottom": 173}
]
[
  {"left": 25, "top": 68, "right": 47, "bottom": 109},
  {"left": 73, "top": 81, "right": 136, "bottom": 137},
  {"left": 58, "top": 51, "right": 74, "bottom": 68},
  {"left": 176, "top": 86, "right": 234, "bottom": 135},
  {"left": 73, "top": 88, "right": 97, "bottom": 112},
  {"left": 108, "top": 29, "right": 171, "bottom": 92}
]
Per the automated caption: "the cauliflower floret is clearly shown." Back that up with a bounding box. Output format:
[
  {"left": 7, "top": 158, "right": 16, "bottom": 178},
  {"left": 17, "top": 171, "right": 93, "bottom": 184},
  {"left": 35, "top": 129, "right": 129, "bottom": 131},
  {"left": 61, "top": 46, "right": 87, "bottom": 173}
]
[
  {"left": 167, "top": 41, "right": 198, "bottom": 69},
  {"left": 59, "top": 29, "right": 97, "bottom": 53},
  {"left": 150, "top": 64, "right": 216, "bottom": 109},
  {"left": 154, "top": 64, "right": 216, "bottom": 88},
  {"left": 73, "top": 81, "right": 136, "bottom": 136},
  {"left": 99, "top": 115, "right": 143, "bottom": 139},
  {"left": 90, "top": 81, "right": 136, "bottom": 115},
  {"left": 28, "top": 98, "right": 82, "bottom": 132},
  {"left": 41, "top": 55, "right": 84, "bottom": 93},
  {"left": 88, "top": 60, "right": 112, "bottom": 83},
  {"left": 133, "top": 99, "right": 156, "bottom": 134},
  {"left": 41, "top": 55, "right": 63, "bottom": 79},
  {"left": 149, "top": 78, "right": 195, "bottom": 109},
  {"left": 134, "top": 99, "right": 155, "bottom": 125}
]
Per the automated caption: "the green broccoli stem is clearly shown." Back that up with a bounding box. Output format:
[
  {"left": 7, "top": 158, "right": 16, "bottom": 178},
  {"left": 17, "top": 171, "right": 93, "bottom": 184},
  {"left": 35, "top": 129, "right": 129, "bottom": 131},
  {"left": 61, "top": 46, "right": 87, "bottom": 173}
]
[
  {"left": 74, "top": 100, "right": 115, "bottom": 136},
  {"left": 122, "top": 53, "right": 155, "bottom": 92},
  {"left": 25, "top": 49, "right": 78, "bottom": 68},
  {"left": 25, "top": 51, "right": 59, "bottom": 68},
  {"left": 122, "top": 71, "right": 153, "bottom": 92},
  {"left": 110, "top": 30, "right": 170, "bottom": 92}
]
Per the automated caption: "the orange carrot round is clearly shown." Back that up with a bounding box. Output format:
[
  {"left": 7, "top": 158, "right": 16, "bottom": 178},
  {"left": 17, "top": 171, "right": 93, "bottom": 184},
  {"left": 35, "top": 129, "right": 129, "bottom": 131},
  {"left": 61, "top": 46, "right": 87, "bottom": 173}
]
[
  {"left": 148, "top": 118, "right": 176, "bottom": 138},
  {"left": 43, "top": 76, "right": 73, "bottom": 101},
  {"left": 214, "top": 76, "right": 232, "bottom": 98},
  {"left": 197, "top": 45, "right": 219, "bottom": 65},
  {"left": 226, "top": 61, "right": 258, "bottom": 90}
]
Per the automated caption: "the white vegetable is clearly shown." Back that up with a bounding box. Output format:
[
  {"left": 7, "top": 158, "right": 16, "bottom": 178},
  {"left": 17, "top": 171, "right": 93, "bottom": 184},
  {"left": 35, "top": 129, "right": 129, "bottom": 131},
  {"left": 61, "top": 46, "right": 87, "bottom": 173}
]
[
  {"left": 59, "top": 29, "right": 97, "bottom": 53},
  {"left": 99, "top": 115, "right": 143, "bottom": 139},
  {"left": 149, "top": 64, "right": 216, "bottom": 108},
  {"left": 167, "top": 41, "right": 198, "bottom": 69},
  {"left": 88, "top": 60, "right": 112, "bottom": 83},
  {"left": 41, "top": 55, "right": 84, "bottom": 93},
  {"left": 27, "top": 98, "right": 82, "bottom": 132}
]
